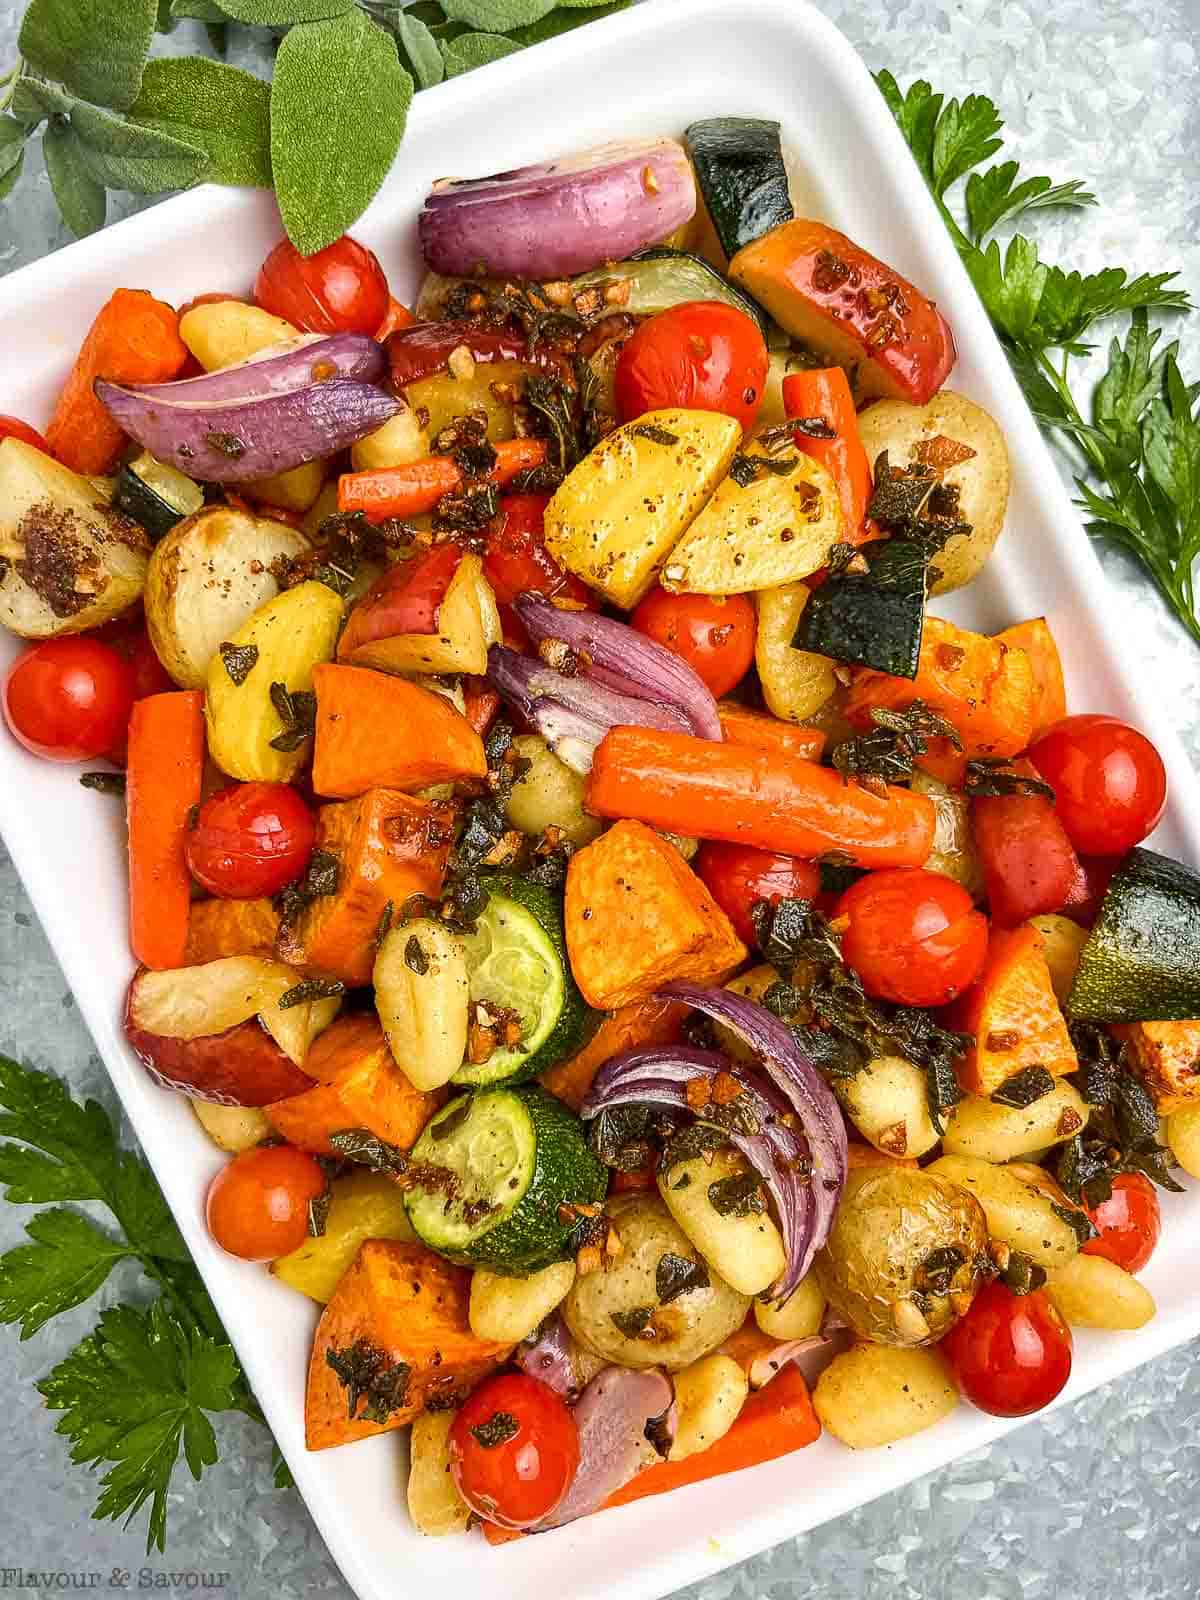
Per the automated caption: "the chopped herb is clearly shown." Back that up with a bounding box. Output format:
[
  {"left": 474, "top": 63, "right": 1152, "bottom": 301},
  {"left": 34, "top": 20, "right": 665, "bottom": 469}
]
[
  {"left": 1000, "top": 1250, "right": 1048, "bottom": 1296},
  {"left": 327, "top": 1129, "right": 460, "bottom": 1198},
  {"left": 218, "top": 641, "right": 259, "bottom": 686},
  {"left": 707, "top": 1172, "right": 766, "bottom": 1217},
  {"left": 326, "top": 1341, "right": 411, "bottom": 1425},
  {"left": 1052, "top": 1201, "right": 1098, "bottom": 1246},
  {"left": 469, "top": 1411, "right": 520, "bottom": 1449},
  {"left": 274, "top": 848, "right": 340, "bottom": 931},
  {"left": 644, "top": 1408, "right": 674, "bottom": 1459},
  {"left": 433, "top": 411, "right": 497, "bottom": 479},
  {"left": 79, "top": 771, "right": 126, "bottom": 795},
  {"left": 278, "top": 977, "right": 345, "bottom": 1010},
  {"left": 655, "top": 1251, "right": 710, "bottom": 1305},
  {"left": 272, "top": 510, "right": 416, "bottom": 595},
  {"left": 591, "top": 1104, "right": 667, "bottom": 1172},
  {"left": 868, "top": 451, "right": 972, "bottom": 554},
  {"left": 307, "top": 1189, "right": 332, "bottom": 1238},
  {"left": 728, "top": 451, "right": 801, "bottom": 486},
  {"left": 268, "top": 682, "right": 317, "bottom": 753},
  {"left": 610, "top": 1305, "right": 656, "bottom": 1340},
  {"left": 374, "top": 901, "right": 394, "bottom": 950},
  {"left": 832, "top": 701, "right": 962, "bottom": 791},
  {"left": 659, "top": 1119, "right": 731, "bottom": 1174},
  {"left": 916, "top": 1245, "right": 965, "bottom": 1296},
  {"left": 629, "top": 422, "right": 679, "bottom": 446},
  {"left": 991, "top": 1066, "right": 1056, "bottom": 1107},
  {"left": 751, "top": 896, "right": 843, "bottom": 974},
  {"left": 964, "top": 757, "right": 1056, "bottom": 799},
  {"left": 404, "top": 936, "right": 429, "bottom": 976},
  {"left": 205, "top": 432, "right": 245, "bottom": 460},
  {"left": 1055, "top": 1023, "right": 1184, "bottom": 1202},
  {"left": 433, "top": 478, "right": 500, "bottom": 534},
  {"left": 788, "top": 416, "right": 837, "bottom": 440}
]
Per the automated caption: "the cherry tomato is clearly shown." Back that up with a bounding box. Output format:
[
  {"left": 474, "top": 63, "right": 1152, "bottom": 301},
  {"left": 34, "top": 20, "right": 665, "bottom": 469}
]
[
  {"left": 614, "top": 301, "right": 769, "bottom": 431},
  {"left": 448, "top": 1373, "right": 579, "bottom": 1529},
  {"left": 186, "top": 782, "right": 316, "bottom": 899},
  {"left": 630, "top": 588, "right": 755, "bottom": 698},
  {"left": 941, "top": 1280, "right": 1073, "bottom": 1417},
  {"left": 0, "top": 413, "right": 50, "bottom": 452},
  {"left": 483, "top": 495, "right": 594, "bottom": 609},
  {"left": 206, "top": 1145, "right": 326, "bottom": 1261},
  {"left": 835, "top": 867, "right": 988, "bottom": 1007},
  {"left": 2, "top": 637, "right": 135, "bottom": 762},
  {"left": 1082, "top": 1172, "right": 1161, "bottom": 1273},
  {"left": 1029, "top": 715, "right": 1167, "bottom": 855},
  {"left": 254, "top": 235, "right": 389, "bottom": 336},
  {"left": 696, "top": 841, "right": 821, "bottom": 946}
]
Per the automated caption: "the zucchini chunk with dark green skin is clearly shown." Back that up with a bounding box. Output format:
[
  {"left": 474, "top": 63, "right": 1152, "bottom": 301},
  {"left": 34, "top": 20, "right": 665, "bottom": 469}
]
[
  {"left": 793, "top": 538, "right": 929, "bottom": 677},
  {"left": 572, "top": 247, "right": 768, "bottom": 333},
  {"left": 114, "top": 451, "right": 204, "bottom": 538},
  {"left": 1068, "top": 847, "right": 1200, "bottom": 1022},
  {"left": 685, "top": 117, "right": 794, "bottom": 260}
]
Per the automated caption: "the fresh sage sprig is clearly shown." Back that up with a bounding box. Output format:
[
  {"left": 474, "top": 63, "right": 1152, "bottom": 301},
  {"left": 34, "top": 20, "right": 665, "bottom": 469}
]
[{"left": 0, "top": 0, "right": 629, "bottom": 254}]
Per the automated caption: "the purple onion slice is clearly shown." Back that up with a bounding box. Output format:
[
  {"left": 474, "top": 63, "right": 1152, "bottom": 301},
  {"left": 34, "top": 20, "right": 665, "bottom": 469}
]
[
  {"left": 536, "top": 1368, "right": 674, "bottom": 1530},
  {"left": 126, "top": 333, "right": 387, "bottom": 404}
]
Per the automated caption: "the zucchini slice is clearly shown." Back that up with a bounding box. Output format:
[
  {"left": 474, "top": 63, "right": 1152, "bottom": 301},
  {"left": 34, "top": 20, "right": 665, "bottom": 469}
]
[
  {"left": 405, "top": 1087, "right": 607, "bottom": 1274},
  {"left": 571, "top": 247, "right": 767, "bottom": 332},
  {"left": 1068, "top": 848, "right": 1200, "bottom": 1022},
  {"left": 793, "top": 538, "right": 929, "bottom": 677},
  {"left": 452, "top": 875, "right": 595, "bottom": 1088},
  {"left": 685, "top": 117, "right": 794, "bottom": 260},
  {"left": 114, "top": 451, "right": 204, "bottom": 539}
]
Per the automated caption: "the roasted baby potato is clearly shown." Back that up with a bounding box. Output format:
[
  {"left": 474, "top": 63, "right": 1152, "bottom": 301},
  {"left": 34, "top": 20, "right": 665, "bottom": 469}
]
[
  {"left": 0, "top": 439, "right": 150, "bottom": 637},
  {"left": 814, "top": 1343, "right": 958, "bottom": 1448},
  {"left": 504, "top": 735, "right": 603, "bottom": 847},
  {"left": 178, "top": 300, "right": 299, "bottom": 370},
  {"left": 145, "top": 506, "right": 309, "bottom": 688},
  {"left": 856, "top": 392, "right": 1010, "bottom": 593},
  {"left": 754, "top": 581, "right": 837, "bottom": 721}
]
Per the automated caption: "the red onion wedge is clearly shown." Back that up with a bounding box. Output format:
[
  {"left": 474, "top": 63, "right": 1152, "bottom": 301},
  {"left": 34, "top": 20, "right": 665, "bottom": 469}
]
[
  {"left": 513, "top": 596, "right": 722, "bottom": 741},
  {"left": 418, "top": 139, "right": 696, "bottom": 280},
  {"left": 516, "top": 1315, "right": 579, "bottom": 1399},
  {"left": 123, "top": 333, "right": 387, "bottom": 403},
  {"left": 536, "top": 1368, "right": 673, "bottom": 1530},
  {"left": 581, "top": 1045, "right": 817, "bottom": 1303},
  {"left": 96, "top": 377, "right": 401, "bottom": 484},
  {"left": 487, "top": 643, "right": 690, "bottom": 773}
]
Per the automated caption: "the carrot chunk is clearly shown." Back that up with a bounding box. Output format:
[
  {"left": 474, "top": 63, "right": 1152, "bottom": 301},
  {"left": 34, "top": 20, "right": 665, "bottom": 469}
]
[
  {"left": 717, "top": 703, "right": 826, "bottom": 761},
  {"left": 994, "top": 617, "right": 1067, "bottom": 741},
  {"left": 948, "top": 924, "right": 1077, "bottom": 1095},
  {"left": 539, "top": 997, "right": 687, "bottom": 1111},
  {"left": 337, "top": 438, "right": 548, "bottom": 522},
  {"left": 185, "top": 898, "right": 281, "bottom": 965},
  {"left": 126, "top": 691, "right": 204, "bottom": 970}
]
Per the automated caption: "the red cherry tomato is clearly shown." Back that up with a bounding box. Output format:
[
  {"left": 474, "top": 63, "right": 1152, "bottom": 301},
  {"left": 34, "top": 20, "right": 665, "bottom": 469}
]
[
  {"left": 942, "top": 1280, "right": 1073, "bottom": 1418},
  {"left": 835, "top": 867, "right": 988, "bottom": 1007},
  {"left": 206, "top": 1145, "right": 326, "bottom": 1261},
  {"left": 630, "top": 588, "right": 756, "bottom": 698},
  {"left": 254, "top": 235, "right": 389, "bottom": 336},
  {"left": 615, "top": 301, "right": 769, "bottom": 431},
  {"left": 695, "top": 841, "right": 821, "bottom": 947},
  {"left": 0, "top": 413, "right": 50, "bottom": 453},
  {"left": 1082, "top": 1172, "right": 1161, "bottom": 1273},
  {"left": 449, "top": 1373, "right": 579, "bottom": 1529},
  {"left": 90, "top": 622, "right": 175, "bottom": 762},
  {"left": 2, "top": 638, "right": 135, "bottom": 762},
  {"left": 1029, "top": 715, "right": 1167, "bottom": 855},
  {"left": 186, "top": 782, "right": 316, "bottom": 899},
  {"left": 483, "top": 494, "right": 594, "bottom": 609}
]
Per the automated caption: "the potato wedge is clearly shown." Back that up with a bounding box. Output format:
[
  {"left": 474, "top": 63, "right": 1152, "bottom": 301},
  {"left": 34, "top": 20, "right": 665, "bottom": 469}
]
[
  {"left": 662, "top": 450, "right": 841, "bottom": 594},
  {"left": 405, "top": 361, "right": 527, "bottom": 445},
  {"left": 814, "top": 1344, "right": 957, "bottom": 1448},
  {"left": 374, "top": 918, "right": 469, "bottom": 1092},
  {"left": 246, "top": 459, "right": 327, "bottom": 514},
  {"left": 407, "top": 1412, "right": 472, "bottom": 1537},
  {"left": 145, "top": 506, "right": 309, "bottom": 688},
  {"left": 544, "top": 409, "right": 741, "bottom": 608},
  {"left": 271, "top": 1170, "right": 416, "bottom": 1303},
  {"left": 205, "top": 579, "right": 343, "bottom": 782},
  {"left": 856, "top": 393, "right": 1010, "bottom": 594},
  {"left": 755, "top": 582, "right": 836, "bottom": 721},
  {"left": 191, "top": 1100, "right": 269, "bottom": 1153},
  {"left": 179, "top": 301, "right": 299, "bottom": 370},
  {"left": 0, "top": 439, "right": 150, "bottom": 637},
  {"left": 469, "top": 1261, "right": 576, "bottom": 1344},
  {"left": 351, "top": 407, "right": 430, "bottom": 471}
]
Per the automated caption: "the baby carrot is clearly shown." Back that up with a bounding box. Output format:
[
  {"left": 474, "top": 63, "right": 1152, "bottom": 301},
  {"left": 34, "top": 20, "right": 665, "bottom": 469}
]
[
  {"left": 717, "top": 702, "right": 826, "bottom": 761},
  {"left": 338, "top": 438, "right": 549, "bottom": 522},
  {"left": 587, "top": 725, "right": 935, "bottom": 868},
  {"left": 126, "top": 690, "right": 204, "bottom": 970},
  {"left": 782, "top": 367, "right": 874, "bottom": 546}
]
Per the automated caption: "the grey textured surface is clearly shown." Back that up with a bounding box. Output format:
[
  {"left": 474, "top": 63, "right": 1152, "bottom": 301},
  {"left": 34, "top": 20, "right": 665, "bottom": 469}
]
[{"left": 1, "top": 0, "right": 1199, "bottom": 1593}]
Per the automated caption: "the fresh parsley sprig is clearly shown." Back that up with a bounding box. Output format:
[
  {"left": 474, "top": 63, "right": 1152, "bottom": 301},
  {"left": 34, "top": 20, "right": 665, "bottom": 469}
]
[
  {"left": 0, "top": 1053, "right": 275, "bottom": 1552},
  {"left": 877, "top": 72, "right": 1200, "bottom": 646},
  {"left": 0, "top": 0, "right": 628, "bottom": 253}
]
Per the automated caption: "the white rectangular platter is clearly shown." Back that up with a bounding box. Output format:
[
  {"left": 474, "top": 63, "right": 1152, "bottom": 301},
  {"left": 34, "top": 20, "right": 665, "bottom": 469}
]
[{"left": 1, "top": 2, "right": 1198, "bottom": 1597}]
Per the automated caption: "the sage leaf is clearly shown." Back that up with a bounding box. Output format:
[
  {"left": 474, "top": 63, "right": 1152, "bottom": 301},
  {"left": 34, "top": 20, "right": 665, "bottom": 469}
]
[
  {"left": 43, "top": 123, "right": 108, "bottom": 237},
  {"left": 271, "top": 11, "right": 412, "bottom": 256},
  {"left": 19, "top": 0, "right": 157, "bottom": 112},
  {"left": 131, "top": 58, "right": 272, "bottom": 187},
  {"left": 395, "top": 12, "right": 444, "bottom": 89},
  {"left": 441, "top": 32, "right": 522, "bottom": 77},
  {"left": 71, "top": 103, "right": 207, "bottom": 194},
  {"left": 216, "top": 0, "right": 354, "bottom": 21},
  {"left": 440, "top": 0, "right": 559, "bottom": 29},
  {"left": 0, "top": 120, "right": 25, "bottom": 202},
  {"left": 170, "top": 0, "right": 228, "bottom": 18},
  {"left": 12, "top": 76, "right": 76, "bottom": 125},
  {"left": 509, "top": 0, "right": 630, "bottom": 46}
]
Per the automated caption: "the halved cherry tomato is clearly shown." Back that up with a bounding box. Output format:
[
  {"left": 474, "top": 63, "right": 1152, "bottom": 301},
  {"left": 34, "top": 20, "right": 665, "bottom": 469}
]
[
  {"left": 185, "top": 781, "right": 316, "bottom": 899},
  {"left": 0, "top": 413, "right": 50, "bottom": 453},
  {"left": 1082, "top": 1172, "right": 1161, "bottom": 1274},
  {"left": 483, "top": 494, "right": 593, "bottom": 609},
  {"left": 835, "top": 867, "right": 988, "bottom": 1006},
  {"left": 630, "top": 588, "right": 755, "bottom": 699},
  {"left": 2, "top": 637, "right": 135, "bottom": 762},
  {"left": 696, "top": 841, "right": 820, "bottom": 947},
  {"left": 206, "top": 1145, "right": 326, "bottom": 1261},
  {"left": 449, "top": 1372, "right": 579, "bottom": 1530},
  {"left": 254, "top": 234, "right": 389, "bottom": 337},
  {"left": 615, "top": 301, "right": 769, "bottom": 431},
  {"left": 942, "top": 1280, "right": 1073, "bottom": 1418},
  {"left": 1029, "top": 715, "right": 1167, "bottom": 855}
]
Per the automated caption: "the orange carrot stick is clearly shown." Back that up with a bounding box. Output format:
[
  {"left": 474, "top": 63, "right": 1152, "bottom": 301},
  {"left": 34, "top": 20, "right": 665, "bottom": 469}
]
[
  {"left": 46, "top": 289, "right": 189, "bottom": 474},
  {"left": 338, "top": 438, "right": 549, "bottom": 522},
  {"left": 126, "top": 691, "right": 204, "bottom": 970},
  {"left": 587, "top": 726, "right": 935, "bottom": 868},
  {"left": 717, "top": 703, "right": 826, "bottom": 761},
  {"left": 782, "top": 368, "right": 874, "bottom": 545}
]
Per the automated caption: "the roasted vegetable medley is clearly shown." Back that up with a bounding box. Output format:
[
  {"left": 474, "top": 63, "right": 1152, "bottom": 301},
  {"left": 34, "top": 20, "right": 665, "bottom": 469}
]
[{"left": 3, "top": 118, "right": 1198, "bottom": 1540}]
